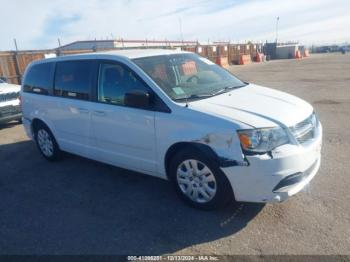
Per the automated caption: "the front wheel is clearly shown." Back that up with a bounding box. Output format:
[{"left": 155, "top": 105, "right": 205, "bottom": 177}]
[{"left": 169, "top": 149, "right": 233, "bottom": 210}]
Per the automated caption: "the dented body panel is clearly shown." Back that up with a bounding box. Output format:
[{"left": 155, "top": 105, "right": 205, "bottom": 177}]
[{"left": 155, "top": 104, "right": 248, "bottom": 178}]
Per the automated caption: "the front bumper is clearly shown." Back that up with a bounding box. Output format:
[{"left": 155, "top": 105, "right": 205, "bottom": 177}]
[
  {"left": 0, "top": 113, "right": 22, "bottom": 124},
  {"left": 222, "top": 124, "right": 322, "bottom": 203}
]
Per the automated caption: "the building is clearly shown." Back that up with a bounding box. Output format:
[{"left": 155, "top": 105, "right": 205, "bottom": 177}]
[{"left": 57, "top": 39, "right": 199, "bottom": 51}]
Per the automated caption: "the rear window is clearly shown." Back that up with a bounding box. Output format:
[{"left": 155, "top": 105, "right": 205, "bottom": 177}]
[
  {"left": 54, "top": 60, "right": 95, "bottom": 100},
  {"left": 23, "top": 62, "right": 54, "bottom": 94}
]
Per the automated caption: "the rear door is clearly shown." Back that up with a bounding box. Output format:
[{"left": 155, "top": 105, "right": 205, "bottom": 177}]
[
  {"left": 51, "top": 60, "right": 97, "bottom": 157},
  {"left": 90, "top": 60, "right": 157, "bottom": 173}
]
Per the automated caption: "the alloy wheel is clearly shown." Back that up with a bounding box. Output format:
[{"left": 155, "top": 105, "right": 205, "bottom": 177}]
[{"left": 37, "top": 129, "right": 54, "bottom": 157}]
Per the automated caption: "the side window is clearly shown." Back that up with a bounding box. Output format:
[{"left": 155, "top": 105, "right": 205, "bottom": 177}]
[
  {"left": 98, "top": 63, "right": 149, "bottom": 106},
  {"left": 23, "top": 62, "right": 54, "bottom": 95},
  {"left": 54, "top": 60, "right": 94, "bottom": 100}
]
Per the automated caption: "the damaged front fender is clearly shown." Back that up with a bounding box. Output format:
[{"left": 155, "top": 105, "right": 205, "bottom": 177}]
[{"left": 193, "top": 133, "right": 249, "bottom": 167}]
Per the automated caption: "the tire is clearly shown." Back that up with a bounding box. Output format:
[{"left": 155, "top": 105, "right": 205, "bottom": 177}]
[
  {"left": 34, "top": 122, "right": 62, "bottom": 161},
  {"left": 169, "top": 148, "right": 234, "bottom": 210}
]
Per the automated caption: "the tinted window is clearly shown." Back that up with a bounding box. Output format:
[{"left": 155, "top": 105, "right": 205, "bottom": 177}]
[
  {"left": 23, "top": 62, "right": 54, "bottom": 94},
  {"left": 98, "top": 63, "right": 149, "bottom": 106},
  {"left": 54, "top": 60, "right": 94, "bottom": 100}
]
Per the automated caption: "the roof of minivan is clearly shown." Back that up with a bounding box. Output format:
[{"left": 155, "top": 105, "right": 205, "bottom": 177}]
[
  {"left": 28, "top": 49, "right": 192, "bottom": 66},
  {"left": 96, "top": 48, "right": 190, "bottom": 59}
]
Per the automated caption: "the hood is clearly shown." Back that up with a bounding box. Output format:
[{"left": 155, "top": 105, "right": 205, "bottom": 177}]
[
  {"left": 188, "top": 84, "right": 313, "bottom": 128},
  {"left": 0, "top": 83, "right": 21, "bottom": 94}
]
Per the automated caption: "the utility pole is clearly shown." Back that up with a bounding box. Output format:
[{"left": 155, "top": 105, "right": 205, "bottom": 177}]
[
  {"left": 275, "top": 16, "right": 280, "bottom": 44},
  {"left": 179, "top": 17, "right": 184, "bottom": 43},
  {"left": 56, "top": 38, "right": 62, "bottom": 56},
  {"left": 13, "top": 39, "right": 18, "bottom": 51},
  {"left": 13, "top": 39, "right": 21, "bottom": 84}
]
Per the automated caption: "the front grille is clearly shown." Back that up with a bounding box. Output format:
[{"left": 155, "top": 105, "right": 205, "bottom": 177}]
[
  {"left": 290, "top": 113, "right": 317, "bottom": 144},
  {"left": 0, "top": 92, "right": 19, "bottom": 102}
]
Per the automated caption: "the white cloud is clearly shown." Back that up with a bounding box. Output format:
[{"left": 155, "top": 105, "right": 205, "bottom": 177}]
[{"left": 0, "top": 0, "right": 349, "bottom": 50}]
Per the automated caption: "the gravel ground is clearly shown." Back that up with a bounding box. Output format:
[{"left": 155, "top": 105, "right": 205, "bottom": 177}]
[{"left": 0, "top": 53, "right": 349, "bottom": 255}]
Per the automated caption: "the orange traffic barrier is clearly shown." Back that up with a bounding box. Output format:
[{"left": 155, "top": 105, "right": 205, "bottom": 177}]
[
  {"left": 303, "top": 49, "right": 310, "bottom": 57},
  {"left": 216, "top": 56, "right": 230, "bottom": 68},
  {"left": 255, "top": 53, "right": 263, "bottom": 62},
  {"left": 294, "top": 50, "right": 302, "bottom": 59},
  {"left": 182, "top": 61, "right": 197, "bottom": 75},
  {"left": 239, "top": 54, "right": 252, "bottom": 65}
]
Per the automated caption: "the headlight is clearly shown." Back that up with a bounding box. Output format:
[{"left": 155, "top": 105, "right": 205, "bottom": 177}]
[{"left": 237, "top": 127, "right": 289, "bottom": 154}]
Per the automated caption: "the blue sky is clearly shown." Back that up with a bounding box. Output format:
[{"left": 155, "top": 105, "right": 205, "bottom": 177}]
[{"left": 0, "top": 0, "right": 349, "bottom": 50}]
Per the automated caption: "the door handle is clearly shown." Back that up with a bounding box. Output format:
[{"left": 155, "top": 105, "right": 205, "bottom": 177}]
[
  {"left": 77, "top": 108, "right": 89, "bottom": 114},
  {"left": 94, "top": 110, "right": 106, "bottom": 116}
]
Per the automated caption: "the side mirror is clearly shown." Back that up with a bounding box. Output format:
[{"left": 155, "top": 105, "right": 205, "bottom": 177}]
[{"left": 124, "top": 90, "right": 150, "bottom": 109}]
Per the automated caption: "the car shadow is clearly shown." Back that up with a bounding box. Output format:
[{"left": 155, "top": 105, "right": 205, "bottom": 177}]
[
  {"left": 0, "top": 121, "right": 21, "bottom": 130},
  {"left": 0, "top": 140, "right": 264, "bottom": 254}
]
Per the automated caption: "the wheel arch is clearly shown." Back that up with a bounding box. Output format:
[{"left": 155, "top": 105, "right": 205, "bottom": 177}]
[
  {"left": 164, "top": 141, "right": 221, "bottom": 179},
  {"left": 31, "top": 118, "right": 59, "bottom": 148},
  {"left": 165, "top": 141, "right": 236, "bottom": 208},
  {"left": 31, "top": 118, "right": 49, "bottom": 134}
]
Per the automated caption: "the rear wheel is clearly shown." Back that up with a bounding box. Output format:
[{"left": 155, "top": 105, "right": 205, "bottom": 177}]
[
  {"left": 169, "top": 148, "right": 233, "bottom": 210},
  {"left": 34, "top": 123, "right": 61, "bottom": 161}
]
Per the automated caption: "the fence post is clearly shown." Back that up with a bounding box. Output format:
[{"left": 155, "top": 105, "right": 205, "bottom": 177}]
[{"left": 227, "top": 43, "right": 230, "bottom": 65}]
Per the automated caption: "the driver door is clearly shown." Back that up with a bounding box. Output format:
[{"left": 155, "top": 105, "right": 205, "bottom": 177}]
[{"left": 90, "top": 61, "right": 157, "bottom": 173}]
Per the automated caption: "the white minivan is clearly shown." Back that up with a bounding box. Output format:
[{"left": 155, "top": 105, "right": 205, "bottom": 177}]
[{"left": 21, "top": 49, "right": 322, "bottom": 209}]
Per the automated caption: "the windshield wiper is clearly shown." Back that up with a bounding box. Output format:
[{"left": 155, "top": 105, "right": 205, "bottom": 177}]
[
  {"left": 174, "top": 93, "right": 214, "bottom": 101},
  {"left": 211, "top": 84, "right": 247, "bottom": 96},
  {"left": 174, "top": 84, "right": 248, "bottom": 102}
]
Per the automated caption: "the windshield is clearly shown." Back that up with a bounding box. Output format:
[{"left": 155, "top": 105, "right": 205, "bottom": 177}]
[{"left": 133, "top": 53, "right": 246, "bottom": 101}]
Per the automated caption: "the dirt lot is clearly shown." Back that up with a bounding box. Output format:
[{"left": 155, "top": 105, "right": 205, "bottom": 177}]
[{"left": 0, "top": 53, "right": 349, "bottom": 255}]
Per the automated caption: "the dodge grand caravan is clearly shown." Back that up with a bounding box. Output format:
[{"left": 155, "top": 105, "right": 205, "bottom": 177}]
[{"left": 21, "top": 49, "right": 322, "bottom": 210}]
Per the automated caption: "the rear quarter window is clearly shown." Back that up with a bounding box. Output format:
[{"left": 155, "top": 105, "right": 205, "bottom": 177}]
[{"left": 23, "top": 62, "right": 55, "bottom": 95}]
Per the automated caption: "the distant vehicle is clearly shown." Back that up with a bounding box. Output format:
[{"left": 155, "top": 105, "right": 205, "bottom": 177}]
[
  {"left": 0, "top": 76, "right": 7, "bottom": 82},
  {"left": 0, "top": 78, "right": 22, "bottom": 124},
  {"left": 316, "top": 45, "right": 341, "bottom": 53},
  {"left": 21, "top": 49, "right": 322, "bottom": 210}
]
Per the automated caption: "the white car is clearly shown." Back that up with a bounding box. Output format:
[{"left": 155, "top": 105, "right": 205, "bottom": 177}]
[
  {"left": 21, "top": 49, "right": 322, "bottom": 209},
  {"left": 0, "top": 79, "right": 22, "bottom": 124}
]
